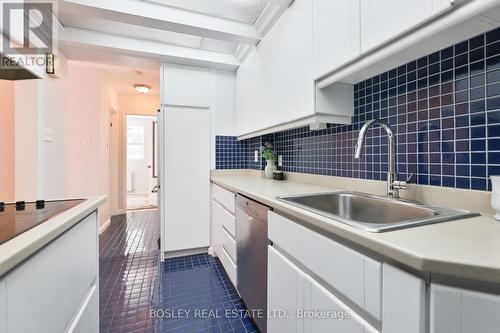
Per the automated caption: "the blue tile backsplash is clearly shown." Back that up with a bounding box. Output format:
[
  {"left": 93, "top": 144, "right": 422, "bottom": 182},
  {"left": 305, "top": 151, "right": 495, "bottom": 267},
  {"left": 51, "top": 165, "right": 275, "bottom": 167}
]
[{"left": 216, "top": 27, "right": 500, "bottom": 192}]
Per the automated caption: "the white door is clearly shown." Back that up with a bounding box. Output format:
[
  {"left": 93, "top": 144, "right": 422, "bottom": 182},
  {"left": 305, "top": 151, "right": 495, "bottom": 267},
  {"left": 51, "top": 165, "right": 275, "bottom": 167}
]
[{"left": 163, "top": 106, "right": 210, "bottom": 252}]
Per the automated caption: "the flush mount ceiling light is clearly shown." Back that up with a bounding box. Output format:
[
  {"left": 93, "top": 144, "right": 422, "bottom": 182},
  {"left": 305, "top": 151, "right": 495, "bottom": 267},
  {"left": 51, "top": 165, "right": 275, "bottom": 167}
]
[{"left": 134, "top": 84, "right": 151, "bottom": 94}]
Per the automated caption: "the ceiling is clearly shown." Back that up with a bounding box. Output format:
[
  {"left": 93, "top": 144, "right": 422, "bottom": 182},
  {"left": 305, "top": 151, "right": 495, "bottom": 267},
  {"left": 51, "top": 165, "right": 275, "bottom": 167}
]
[
  {"left": 56, "top": 0, "right": 294, "bottom": 70},
  {"left": 71, "top": 60, "right": 160, "bottom": 95},
  {"left": 144, "top": 0, "right": 273, "bottom": 24}
]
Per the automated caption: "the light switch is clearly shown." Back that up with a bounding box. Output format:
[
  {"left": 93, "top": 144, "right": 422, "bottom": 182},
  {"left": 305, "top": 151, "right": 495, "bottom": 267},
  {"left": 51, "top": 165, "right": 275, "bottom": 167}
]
[
  {"left": 43, "top": 128, "right": 54, "bottom": 142},
  {"left": 254, "top": 150, "right": 259, "bottom": 162}
]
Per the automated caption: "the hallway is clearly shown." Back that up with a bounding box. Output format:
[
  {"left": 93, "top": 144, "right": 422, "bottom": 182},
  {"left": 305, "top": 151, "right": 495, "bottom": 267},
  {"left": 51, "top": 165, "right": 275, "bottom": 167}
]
[
  {"left": 99, "top": 211, "right": 160, "bottom": 332},
  {"left": 99, "top": 210, "right": 259, "bottom": 333}
]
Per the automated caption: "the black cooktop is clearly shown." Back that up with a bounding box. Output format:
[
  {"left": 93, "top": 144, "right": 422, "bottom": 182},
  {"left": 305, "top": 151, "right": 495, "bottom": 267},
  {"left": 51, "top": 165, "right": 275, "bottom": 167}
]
[{"left": 0, "top": 199, "right": 86, "bottom": 245}]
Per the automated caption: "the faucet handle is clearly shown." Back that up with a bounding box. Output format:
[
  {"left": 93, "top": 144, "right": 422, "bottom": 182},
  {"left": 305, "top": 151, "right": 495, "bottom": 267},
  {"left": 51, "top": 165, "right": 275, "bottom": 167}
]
[
  {"left": 393, "top": 180, "right": 407, "bottom": 190},
  {"left": 406, "top": 173, "right": 415, "bottom": 183},
  {"left": 393, "top": 173, "right": 414, "bottom": 191}
]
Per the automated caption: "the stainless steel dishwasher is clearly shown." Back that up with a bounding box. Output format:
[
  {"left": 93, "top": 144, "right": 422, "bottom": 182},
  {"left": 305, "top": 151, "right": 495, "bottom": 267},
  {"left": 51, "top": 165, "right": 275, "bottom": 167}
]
[{"left": 236, "top": 194, "right": 270, "bottom": 333}]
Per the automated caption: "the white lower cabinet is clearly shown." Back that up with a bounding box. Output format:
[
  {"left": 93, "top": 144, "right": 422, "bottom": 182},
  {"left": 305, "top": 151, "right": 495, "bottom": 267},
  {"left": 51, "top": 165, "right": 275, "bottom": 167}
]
[
  {"left": 67, "top": 285, "right": 99, "bottom": 333},
  {"left": 305, "top": 277, "right": 366, "bottom": 333},
  {"left": 268, "top": 246, "right": 377, "bottom": 333},
  {"left": 1, "top": 212, "right": 99, "bottom": 333},
  {"left": 0, "top": 279, "right": 6, "bottom": 333},
  {"left": 211, "top": 183, "right": 238, "bottom": 287},
  {"left": 268, "top": 211, "right": 382, "bottom": 320},
  {"left": 382, "top": 264, "right": 426, "bottom": 333},
  {"left": 268, "top": 246, "right": 307, "bottom": 333},
  {"left": 431, "top": 284, "right": 500, "bottom": 333}
]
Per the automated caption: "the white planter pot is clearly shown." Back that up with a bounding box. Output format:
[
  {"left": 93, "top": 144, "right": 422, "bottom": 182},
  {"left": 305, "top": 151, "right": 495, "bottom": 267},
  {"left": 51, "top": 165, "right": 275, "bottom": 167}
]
[
  {"left": 492, "top": 176, "right": 500, "bottom": 221},
  {"left": 264, "top": 159, "right": 277, "bottom": 179}
]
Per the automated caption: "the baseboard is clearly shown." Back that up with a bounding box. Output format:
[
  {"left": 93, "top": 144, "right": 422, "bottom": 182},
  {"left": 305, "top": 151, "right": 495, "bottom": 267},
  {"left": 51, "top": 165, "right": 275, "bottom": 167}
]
[
  {"left": 164, "top": 247, "right": 209, "bottom": 259},
  {"left": 99, "top": 218, "right": 111, "bottom": 234}
]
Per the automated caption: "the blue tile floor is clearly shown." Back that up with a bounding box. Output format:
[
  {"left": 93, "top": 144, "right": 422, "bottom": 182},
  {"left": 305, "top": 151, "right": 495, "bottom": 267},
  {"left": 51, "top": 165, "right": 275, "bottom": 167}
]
[{"left": 99, "top": 210, "right": 259, "bottom": 333}]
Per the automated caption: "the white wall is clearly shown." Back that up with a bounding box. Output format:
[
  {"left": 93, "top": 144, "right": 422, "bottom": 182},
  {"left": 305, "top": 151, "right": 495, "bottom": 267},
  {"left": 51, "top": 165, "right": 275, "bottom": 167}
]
[
  {"left": 15, "top": 79, "right": 43, "bottom": 201},
  {"left": 209, "top": 69, "right": 236, "bottom": 169},
  {"left": 36, "top": 60, "right": 118, "bottom": 226},
  {"left": 62, "top": 64, "right": 118, "bottom": 225},
  {"left": 43, "top": 52, "right": 70, "bottom": 200},
  {"left": 0, "top": 80, "right": 15, "bottom": 202}
]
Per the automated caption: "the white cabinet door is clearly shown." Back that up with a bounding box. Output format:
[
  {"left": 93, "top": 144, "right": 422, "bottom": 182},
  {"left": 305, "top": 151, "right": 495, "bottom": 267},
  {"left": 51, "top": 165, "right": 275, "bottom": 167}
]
[
  {"left": 360, "top": 0, "right": 453, "bottom": 52},
  {"left": 236, "top": 0, "right": 315, "bottom": 136},
  {"left": 268, "top": 246, "right": 378, "bottom": 333},
  {"left": 431, "top": 284, "right": 500, "bottom": 333},
  {"left": 268, "top": 211, "right": 382, "bottom": 320},
  {"left": 67, "top": 285, "right": 99, "bottom": 333},
  {"left": 382, "top": 264, "right": 426, "bottom": 333},
  {"left": 0, "top": 279, "right": 6, "bottom": 333},
  {"left": 164, "top": 107, "right": 210, "bottom": 252},
  {"left": 268, "top": 246, "right": 306, "bottom": 333},
  {"left": 305, "top": 277, "right": 366, "bottom": 333},
  {"left": 162, "top": 64, "right": 210, "bottom": 107},
  {"left": 313, "top": 0, "right": 361, "bottom": 78}
]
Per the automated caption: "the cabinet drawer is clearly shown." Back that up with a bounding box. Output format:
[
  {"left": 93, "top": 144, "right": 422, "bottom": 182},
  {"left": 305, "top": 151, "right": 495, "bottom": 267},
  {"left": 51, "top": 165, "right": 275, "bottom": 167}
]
[
  {"left": 212, "top": 183, "right": 236, "bottom": 215},
  {"left": 67, "top": 285, "right": 98, "bottom": 333},
  {"left": 268, "top": 211, "right": 382, "bottom": 320},
  {"left": 212, "top": 200, "right": 236, "bottom": 238},
  {"left": 218, "top": 246, "right": 237, "bottom": 288},
  {"left": 221, "top": 227, "right": 237, "bottom": 263}
]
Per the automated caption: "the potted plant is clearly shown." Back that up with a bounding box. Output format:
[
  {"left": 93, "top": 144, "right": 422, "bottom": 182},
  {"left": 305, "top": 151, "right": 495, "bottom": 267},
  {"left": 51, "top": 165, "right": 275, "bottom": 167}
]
[{"left": 260, "top": 142, "right": 276, "bottom": 179}]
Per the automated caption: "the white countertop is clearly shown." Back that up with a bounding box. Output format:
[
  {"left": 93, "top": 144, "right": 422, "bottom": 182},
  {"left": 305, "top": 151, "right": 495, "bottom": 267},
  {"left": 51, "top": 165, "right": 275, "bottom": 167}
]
[
  {"left": 0, "top": 196, "right": 106, "bottom": 277},
  {"left": 211, "top": 172, "right": 500, "bottom": 284}
]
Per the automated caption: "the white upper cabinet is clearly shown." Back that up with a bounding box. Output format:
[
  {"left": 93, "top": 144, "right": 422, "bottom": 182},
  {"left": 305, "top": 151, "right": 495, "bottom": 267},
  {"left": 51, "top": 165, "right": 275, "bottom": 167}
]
[
  {"left": 313, "top": 0, "right": 361, "bottom": 79},
  {"left": 360, "top": 0, "right": 454, "bottom": 52},
  {"left": 163, "top": 64, "right": 210, "bottom": 108},
  {"left": 236, "top": 0, "right": 315, "bottom": 137}
]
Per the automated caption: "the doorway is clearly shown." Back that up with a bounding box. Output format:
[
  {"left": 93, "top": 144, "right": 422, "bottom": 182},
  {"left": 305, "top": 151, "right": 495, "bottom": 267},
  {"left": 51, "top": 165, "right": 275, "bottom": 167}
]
[{"left": 126, "top": 115, "right": 158, "bottom": 210}]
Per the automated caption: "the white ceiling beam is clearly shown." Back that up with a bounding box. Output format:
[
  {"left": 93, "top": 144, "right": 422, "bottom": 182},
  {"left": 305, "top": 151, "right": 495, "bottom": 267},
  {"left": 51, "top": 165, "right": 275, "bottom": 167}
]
[
  {"left": 58, "top": 0, "right": 262, "bottom": 45},
  {"left": 58, "top": 27, "right": 240, "bottom": 70},
  {"left": 255, "top": 0, "right": 295, "bottom": 35}
]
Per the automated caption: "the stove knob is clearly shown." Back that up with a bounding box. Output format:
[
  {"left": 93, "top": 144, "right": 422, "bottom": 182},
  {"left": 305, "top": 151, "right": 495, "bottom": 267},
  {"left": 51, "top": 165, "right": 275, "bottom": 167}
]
[
  {"left": 36, "top": 200, "right": 45, "bottom": 209},
  {"left": 16, "top": 201, "right": 26, "bottom": 210}
]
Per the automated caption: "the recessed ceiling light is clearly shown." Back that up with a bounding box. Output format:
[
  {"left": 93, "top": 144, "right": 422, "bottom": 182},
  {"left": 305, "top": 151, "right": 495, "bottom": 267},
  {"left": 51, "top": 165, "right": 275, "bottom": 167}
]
[{"left": 134, "top": 84, "right": 151, "bottom": 94}]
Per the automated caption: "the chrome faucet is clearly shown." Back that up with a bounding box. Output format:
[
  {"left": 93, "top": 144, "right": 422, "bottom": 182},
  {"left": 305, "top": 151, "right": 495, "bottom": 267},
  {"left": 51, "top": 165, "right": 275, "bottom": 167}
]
[{"left": 354, "top": 119, "right": 407, "bottom": 198}]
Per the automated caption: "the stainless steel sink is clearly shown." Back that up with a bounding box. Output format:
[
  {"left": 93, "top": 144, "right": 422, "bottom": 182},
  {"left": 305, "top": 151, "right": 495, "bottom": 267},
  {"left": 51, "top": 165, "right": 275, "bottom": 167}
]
[{"left": 277, "top": 191, "right": 479, "bottom": 232}]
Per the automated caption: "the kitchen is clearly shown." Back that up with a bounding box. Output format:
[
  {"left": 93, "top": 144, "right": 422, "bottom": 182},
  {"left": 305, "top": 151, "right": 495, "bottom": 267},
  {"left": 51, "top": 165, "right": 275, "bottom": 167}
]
[{"left": 1, "top": 0, "right": 500, "bottom": 332}]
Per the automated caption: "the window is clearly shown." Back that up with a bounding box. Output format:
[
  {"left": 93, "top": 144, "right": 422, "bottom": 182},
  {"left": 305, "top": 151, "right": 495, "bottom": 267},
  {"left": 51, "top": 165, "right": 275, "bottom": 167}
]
[{"left": 127, "top": 126, "right": 145, "bottom": 160}]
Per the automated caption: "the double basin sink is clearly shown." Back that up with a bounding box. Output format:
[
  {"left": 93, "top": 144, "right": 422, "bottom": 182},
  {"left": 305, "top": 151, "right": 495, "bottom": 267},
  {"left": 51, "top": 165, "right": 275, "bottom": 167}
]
[{"left": 277, "top": 191, "right": 479, "bottom": 232}]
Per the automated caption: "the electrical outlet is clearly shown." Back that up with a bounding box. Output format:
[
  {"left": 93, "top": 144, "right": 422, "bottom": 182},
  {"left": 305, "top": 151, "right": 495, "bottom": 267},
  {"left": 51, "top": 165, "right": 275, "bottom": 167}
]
[
  {"left": 278, "top": 155, "right": 283, "bottom": 166},
  {"left": 254, "top": 150, "right": 259, "bottom": 162}
]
